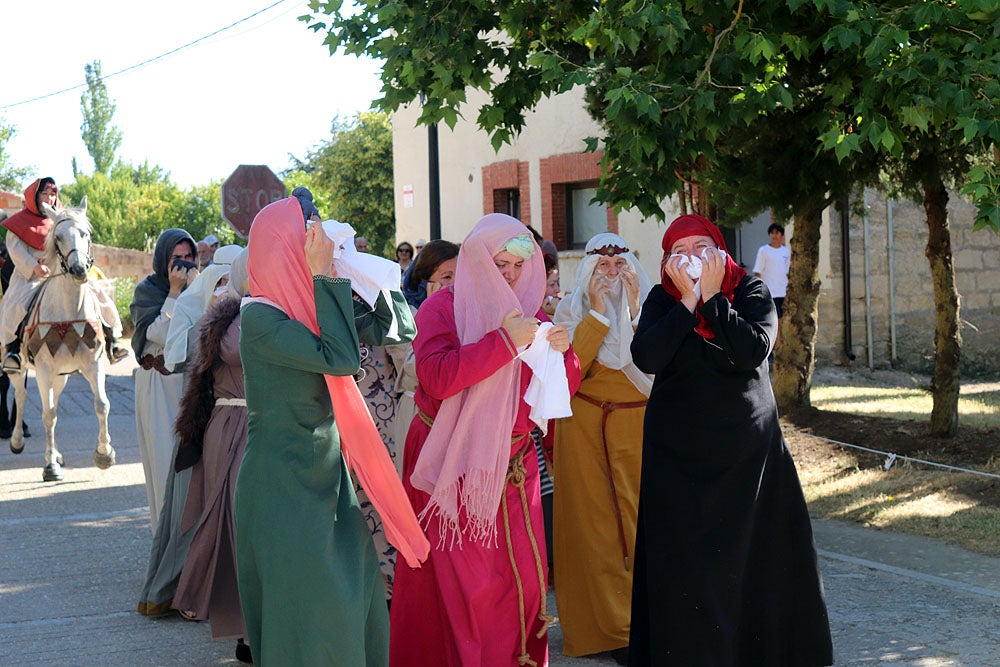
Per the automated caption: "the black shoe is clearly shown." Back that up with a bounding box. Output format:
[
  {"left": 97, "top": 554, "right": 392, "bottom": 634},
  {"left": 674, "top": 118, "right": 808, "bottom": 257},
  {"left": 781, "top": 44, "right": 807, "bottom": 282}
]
[
  {"left": 235, "top": 639, "right": 253, "bottom": 663},
  {"left": 609, "top": 647, "right": 629, "bottom": 665}
]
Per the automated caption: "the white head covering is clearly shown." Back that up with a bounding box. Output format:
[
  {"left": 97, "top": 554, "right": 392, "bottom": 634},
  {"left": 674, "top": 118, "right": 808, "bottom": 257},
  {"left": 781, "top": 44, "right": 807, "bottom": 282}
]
[
  {"left": 554, "top": 232, "right": 653, "bottom": 396},
  {"left": 163, "top": 244, "right": 242, "bottom": 371},
  {"left": 226, "top": 247, "right": 250, "bottom": 300}
]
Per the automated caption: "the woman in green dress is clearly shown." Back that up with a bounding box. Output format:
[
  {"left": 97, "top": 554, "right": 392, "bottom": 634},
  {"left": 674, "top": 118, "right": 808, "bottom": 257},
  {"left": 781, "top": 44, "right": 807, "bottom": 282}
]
[{"left": 235, "top": 197, "right": 426, "bottom": 666}]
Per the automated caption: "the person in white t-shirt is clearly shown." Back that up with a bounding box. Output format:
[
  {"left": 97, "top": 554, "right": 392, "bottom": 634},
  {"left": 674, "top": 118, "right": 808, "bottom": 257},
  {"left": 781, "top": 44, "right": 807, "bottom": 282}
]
[{"left": 753, "top": 223, "right": 790, "bottom": 347}]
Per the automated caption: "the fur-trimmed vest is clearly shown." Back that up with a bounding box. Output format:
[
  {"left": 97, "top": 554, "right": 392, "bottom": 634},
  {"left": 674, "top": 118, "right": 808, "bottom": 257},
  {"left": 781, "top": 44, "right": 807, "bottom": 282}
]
[{"left": 174, "top": 297, "right": 242, "bottom": 472}]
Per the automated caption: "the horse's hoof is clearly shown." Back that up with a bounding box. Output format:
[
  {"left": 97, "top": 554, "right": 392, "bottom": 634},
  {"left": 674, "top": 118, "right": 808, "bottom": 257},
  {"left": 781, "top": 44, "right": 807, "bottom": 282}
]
[
  {"left": 10, "top": 441, "right": 23, "bottom": 454},
  {"left": 93, "top": 448, "right": 115, "bottom": 470},
  {"left": 42, "top": 462, "right": 63, "bottom": 482}
]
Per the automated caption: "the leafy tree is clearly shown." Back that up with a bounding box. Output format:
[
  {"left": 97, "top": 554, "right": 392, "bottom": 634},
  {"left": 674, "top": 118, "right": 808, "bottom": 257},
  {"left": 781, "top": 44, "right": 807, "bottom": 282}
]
[
  {"left": 308, "top": 1, "right": 997, "bottom": 430},
  {"left": 80, "top": 61, "right": 123, "bottom": 175},
  {"left": 0, "top": 117, "right": 32, "bottom": 192},
  {"left": 288, "top": 111, "right": 395, "bottom": 256}
]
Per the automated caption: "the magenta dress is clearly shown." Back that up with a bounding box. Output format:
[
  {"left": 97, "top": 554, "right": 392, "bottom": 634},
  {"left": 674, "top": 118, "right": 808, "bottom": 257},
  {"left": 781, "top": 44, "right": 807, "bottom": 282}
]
[
  {"left": 389, "top": 289, "right": 581, "bottom": 667},
  {"left": 173, "top": 315, "right": 248, "bottom": 640}
]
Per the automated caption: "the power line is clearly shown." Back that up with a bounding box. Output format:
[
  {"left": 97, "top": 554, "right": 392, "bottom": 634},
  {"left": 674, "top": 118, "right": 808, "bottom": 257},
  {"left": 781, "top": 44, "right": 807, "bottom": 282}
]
[{"left": 0, "top": 0, "right": 293, "bottom": 110}]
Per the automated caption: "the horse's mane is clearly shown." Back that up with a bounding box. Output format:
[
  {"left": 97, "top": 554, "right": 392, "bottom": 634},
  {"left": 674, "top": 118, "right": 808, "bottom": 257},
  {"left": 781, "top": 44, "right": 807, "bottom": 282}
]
[{"left": 43, "top": 208, "right": 92, "bottom": 268}]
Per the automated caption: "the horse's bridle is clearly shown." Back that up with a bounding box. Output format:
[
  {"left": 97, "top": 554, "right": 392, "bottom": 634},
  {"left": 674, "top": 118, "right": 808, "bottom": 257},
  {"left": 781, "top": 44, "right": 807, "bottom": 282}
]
[{"left": 51, "top": 215, "right": 95, "bottom": 277}]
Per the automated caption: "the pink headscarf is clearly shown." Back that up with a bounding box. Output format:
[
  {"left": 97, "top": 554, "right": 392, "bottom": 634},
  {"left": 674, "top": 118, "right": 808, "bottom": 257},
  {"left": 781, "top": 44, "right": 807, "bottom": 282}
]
[
  {"left": 411, "top": 213, "right": 545, "bottom": 548},
  {"left": 247, "top": 197, "right": 428, "bottom": 567}
]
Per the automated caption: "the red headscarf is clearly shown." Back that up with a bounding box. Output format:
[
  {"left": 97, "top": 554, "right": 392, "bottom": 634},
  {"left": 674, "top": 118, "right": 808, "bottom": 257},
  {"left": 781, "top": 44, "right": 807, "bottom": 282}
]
[
  {"left": 2, "top": 178, "right": 60, "bottom": 251},
  {"left": 247, "top": 197, "right": 428, "bottom": 567},
  {"left": 660, "top": 214, "right": 747, "bottom": 339}
]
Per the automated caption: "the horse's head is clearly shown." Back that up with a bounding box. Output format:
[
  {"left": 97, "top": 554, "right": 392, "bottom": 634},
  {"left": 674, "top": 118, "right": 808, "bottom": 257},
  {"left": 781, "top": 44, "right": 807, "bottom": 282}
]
[{"left": 42, "top": 197, "right": 94, "bottom": 284}]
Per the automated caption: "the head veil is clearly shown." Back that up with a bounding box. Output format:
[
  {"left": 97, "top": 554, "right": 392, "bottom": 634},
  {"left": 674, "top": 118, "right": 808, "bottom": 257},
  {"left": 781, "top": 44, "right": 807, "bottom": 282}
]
[
  {"left": 130, "top": 229, "right": 195, "bottom": 357},
  {"left": 410, "top": 213, "right": 545, "bottom": 548},
  {"left": 554, "top": 232, "right": 653, "bottom": 396},
  {"left": 163, "top": 244, "right": 242, "bottom": 371},
  {"left": 245, "top": 197, "right": 428, "bottom": 567}
]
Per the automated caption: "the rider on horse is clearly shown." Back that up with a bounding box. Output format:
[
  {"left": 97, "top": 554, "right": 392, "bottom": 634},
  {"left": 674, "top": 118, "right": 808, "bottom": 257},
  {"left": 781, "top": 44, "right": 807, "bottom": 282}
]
[{"left": 0, "top": 177, "right": 128, "bottom": 373}]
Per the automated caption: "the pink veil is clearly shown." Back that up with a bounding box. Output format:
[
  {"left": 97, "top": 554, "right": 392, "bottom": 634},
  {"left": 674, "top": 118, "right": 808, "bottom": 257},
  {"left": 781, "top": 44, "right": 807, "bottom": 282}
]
[
  {"left": 410, "top": 213, "right": 545, "bottom": 548},
  {"left": 246, "top": 197, "right": 428, "bottom": 567}
]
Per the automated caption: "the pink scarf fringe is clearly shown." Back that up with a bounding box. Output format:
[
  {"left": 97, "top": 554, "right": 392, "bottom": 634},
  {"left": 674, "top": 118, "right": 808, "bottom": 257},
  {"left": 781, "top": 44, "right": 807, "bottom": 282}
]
[{"left": 410, "top": 214, "right": 545, "bottom": 549}]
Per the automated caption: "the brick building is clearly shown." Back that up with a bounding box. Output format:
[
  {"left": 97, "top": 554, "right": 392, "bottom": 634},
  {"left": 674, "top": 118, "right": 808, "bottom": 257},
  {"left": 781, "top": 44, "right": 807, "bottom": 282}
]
[{"left": 391, "top": 89, "right": 1000, "bottom": 374}]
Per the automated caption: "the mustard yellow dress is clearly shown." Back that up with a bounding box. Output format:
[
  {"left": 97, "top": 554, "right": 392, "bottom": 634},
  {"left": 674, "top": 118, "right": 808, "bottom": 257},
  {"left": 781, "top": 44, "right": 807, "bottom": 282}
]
[{"left": 554, "top": 313, "right": 645, "bottom": 656}]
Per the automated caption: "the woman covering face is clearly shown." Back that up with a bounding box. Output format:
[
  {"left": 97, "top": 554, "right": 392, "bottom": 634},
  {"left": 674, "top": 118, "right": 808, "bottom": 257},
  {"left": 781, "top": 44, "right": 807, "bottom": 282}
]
[
  {"left": 551, "top": 232, "right": 652, "bottom": 661},
  {"left": 627, "top": 214, "right": 832, "bottom": 666}
]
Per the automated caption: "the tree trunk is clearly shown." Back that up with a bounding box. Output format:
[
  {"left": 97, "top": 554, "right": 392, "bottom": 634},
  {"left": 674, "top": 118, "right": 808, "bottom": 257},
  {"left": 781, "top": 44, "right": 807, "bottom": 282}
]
[
  {"left": 773, "top": 203, "right": 824, "bottom": 410},
  {"left": 923, "top": 176, "right": 961, "bottom": 437}
]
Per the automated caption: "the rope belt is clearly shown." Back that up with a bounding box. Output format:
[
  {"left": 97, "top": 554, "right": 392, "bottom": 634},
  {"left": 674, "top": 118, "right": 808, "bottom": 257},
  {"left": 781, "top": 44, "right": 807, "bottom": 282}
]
[
  {"left": 215, "top": 397, "right": 246, "bottom": 407},
  {"left": 501, "top": 445, "right": 555, "bottom": 666},
  {"left": 574, "top": 391, "right": 647, "bottom": 572},
  {"left": 138, "top": 354, "right": 172, "bottom": 376},
  {"left": 416, "top": 409, "right": 552, "bottom": 666}
]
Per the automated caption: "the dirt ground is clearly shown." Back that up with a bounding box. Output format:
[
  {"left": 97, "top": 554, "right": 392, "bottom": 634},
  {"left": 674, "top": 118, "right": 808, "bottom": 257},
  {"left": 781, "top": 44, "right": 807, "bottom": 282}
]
[{"left": 781, "top": 368, "right": 1000, "bottom": 509}]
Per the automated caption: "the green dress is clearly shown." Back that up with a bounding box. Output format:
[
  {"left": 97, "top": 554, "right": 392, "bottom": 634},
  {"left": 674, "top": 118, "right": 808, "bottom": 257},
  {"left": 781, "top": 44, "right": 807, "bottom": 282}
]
[{"left": 235, "top": 277, "right": 416, "bottom": 666}]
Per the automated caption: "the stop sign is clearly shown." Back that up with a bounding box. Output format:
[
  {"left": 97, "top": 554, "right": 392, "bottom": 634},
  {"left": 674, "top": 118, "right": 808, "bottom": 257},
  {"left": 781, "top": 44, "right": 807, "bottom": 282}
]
[{"left": 221, "top": 165, "right": 287, "bottom": 237}]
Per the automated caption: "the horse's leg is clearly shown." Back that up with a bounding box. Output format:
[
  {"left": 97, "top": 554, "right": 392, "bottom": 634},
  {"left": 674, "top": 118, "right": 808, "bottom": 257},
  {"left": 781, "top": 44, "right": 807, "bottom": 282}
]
[
  {"left": 83, "top": 359, "right": 114, "bottom": 469},
  {"left": 38, "top": 371, "right": 69, "bottom": 482},
  {"left": 0, "top": 372, "right": 11, "bottom": 439},
  {"left": 9, "top": 369, "right": 27, "bottom": 454}
]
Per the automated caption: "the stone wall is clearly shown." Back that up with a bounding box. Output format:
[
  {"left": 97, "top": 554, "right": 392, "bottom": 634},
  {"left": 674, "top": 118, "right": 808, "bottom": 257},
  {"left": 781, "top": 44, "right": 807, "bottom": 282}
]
[
  {"left": 815, "top": 191, "right": 1000, "bottom": 375},
  {"left": 91, "top": 244, "right": 152, "bottom": 284}
]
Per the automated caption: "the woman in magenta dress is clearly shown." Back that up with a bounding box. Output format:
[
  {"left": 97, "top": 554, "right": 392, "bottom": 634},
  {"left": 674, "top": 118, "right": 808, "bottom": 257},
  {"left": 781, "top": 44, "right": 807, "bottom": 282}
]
[{"left": 390, "top": 213, "right": 581, "bottom": 667}]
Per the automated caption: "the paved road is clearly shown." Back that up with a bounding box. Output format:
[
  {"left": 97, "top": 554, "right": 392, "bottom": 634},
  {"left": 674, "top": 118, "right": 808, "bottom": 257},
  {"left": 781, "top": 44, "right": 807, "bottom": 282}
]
[{"left": 1, "top": 361, "right": 999, "bottom": 666}]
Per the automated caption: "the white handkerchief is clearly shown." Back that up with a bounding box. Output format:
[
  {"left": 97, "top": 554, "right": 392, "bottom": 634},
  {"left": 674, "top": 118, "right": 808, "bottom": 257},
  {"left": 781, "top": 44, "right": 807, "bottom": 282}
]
[
  {"left": 517, "top": 322, "right": 572, "bottom": 435},
  {"left": 322, "top": 219, "right": 403, "bottom": 340}
]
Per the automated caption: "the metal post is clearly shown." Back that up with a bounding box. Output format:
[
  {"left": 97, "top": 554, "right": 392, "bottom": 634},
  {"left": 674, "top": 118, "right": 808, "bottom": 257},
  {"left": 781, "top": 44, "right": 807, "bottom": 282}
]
[{"left": 428, "top": 123, "right": 441, "bottom": 241}]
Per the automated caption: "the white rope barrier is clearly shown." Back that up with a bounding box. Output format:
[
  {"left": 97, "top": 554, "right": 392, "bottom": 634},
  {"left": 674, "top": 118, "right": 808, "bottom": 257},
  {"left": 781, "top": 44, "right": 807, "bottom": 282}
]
[{"left": 785, "top": 428, "right": 1000, "bottom": 480}]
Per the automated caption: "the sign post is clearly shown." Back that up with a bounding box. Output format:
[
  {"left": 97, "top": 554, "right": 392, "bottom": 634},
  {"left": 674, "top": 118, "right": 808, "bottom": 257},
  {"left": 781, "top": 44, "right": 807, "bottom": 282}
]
[{"left": 221, "top": 165, "right": 287, "bottom": 237}]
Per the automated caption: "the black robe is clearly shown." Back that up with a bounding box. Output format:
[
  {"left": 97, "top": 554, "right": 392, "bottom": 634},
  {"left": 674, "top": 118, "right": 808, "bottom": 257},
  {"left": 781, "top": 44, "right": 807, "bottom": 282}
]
[{"left": 628, "top": 277, "right": 833, "bottom": 667}]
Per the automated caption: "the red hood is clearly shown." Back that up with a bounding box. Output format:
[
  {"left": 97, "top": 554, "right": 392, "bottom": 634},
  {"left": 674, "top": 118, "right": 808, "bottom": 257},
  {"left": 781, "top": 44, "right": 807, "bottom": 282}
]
[{"left": 2, "top": 179, "right": 58, "bottom": 251}]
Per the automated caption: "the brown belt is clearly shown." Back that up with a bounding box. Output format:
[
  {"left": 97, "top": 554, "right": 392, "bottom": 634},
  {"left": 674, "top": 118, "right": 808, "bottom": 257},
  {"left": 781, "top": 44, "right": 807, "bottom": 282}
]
[
  {"left": 574, "top": 392, "right": 647, "bottom": 572},
  {"left": 138, "top": 354, "right": 172, "bottom": 376}
]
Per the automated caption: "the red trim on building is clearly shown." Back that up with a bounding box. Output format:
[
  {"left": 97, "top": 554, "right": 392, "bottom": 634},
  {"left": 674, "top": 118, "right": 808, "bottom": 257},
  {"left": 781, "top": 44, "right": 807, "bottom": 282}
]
[
  {"left": 482, "top": 160, "right": 531, "bottom": 227},
  {"left": 539, "top": 152, "right": 617, "bottom": 249}
]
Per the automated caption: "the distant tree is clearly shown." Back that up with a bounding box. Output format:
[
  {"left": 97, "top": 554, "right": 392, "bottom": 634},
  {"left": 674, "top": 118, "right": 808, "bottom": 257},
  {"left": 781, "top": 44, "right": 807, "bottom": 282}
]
[
  {"left": 179, "top": 181, "right": 241, "bottom": 247},
  {"left": 80, "top": 61, "right": 123, "bottom": 175},
  {"left": 288, "top": 111, "right": 395, "bottom": 257},
  {"left": 0, "top": 118, "right": 32, "bottom": 192}
]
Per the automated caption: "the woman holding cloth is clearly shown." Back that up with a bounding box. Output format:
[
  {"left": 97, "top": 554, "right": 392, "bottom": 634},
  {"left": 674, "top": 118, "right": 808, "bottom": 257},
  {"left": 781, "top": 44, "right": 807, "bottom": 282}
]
[
  {"left": 235, "top": 197, "right": 427, "bottom": 666},
  {"left": 552, "top": 232, "right": 651, "bottom": 663},
  {"left": 390, "top": 213, "right": 581, "bottom": 667},
  {"left": 628, "top": 214, "right": 832, "bottom": 666}
]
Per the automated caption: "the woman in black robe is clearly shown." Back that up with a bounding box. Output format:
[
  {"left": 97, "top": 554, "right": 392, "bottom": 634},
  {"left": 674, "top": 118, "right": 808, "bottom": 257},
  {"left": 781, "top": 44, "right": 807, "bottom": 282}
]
[{"left": 628, "top": 214, "right": 832, "bottom": 666}]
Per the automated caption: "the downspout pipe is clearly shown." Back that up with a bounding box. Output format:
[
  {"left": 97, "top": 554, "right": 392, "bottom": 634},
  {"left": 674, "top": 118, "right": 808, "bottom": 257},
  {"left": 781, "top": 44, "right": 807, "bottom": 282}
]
[
  {"left": 863, "top": 190, "right": 874, "bottom": 370},
  {"left": 841, "top": 196, "right": 857, "bottom": 362},
  {"left": 887, "top": 198, "right": 898, "bottom": 364}
]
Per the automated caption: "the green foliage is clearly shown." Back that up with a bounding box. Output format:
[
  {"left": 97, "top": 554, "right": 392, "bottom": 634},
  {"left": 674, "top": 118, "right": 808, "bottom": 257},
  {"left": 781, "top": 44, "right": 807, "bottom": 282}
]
[
  {"left": 60, "top": 163, "right": 233, "bottom": 251},
  {"left": 815, "top": 0, "right": 1000, "bottom": 231},
  {"left": 113, "top": 276, "right": 136, "bottom": 336},
  {"left": 305, "top": 0, "right": 999, "bottom": 231},
  {"left": 80, "top": 61, "right": 123, "bottom": 175},
  {"left": 286, "top": 111, "right": 395, "bottom": 257},
  {"left": 0, "top": 117, "right": 32, "bottom": 192}
]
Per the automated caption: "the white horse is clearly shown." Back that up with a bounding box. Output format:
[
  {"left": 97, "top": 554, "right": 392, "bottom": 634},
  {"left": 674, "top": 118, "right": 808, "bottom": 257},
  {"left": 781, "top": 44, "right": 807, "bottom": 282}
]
[{"left": 8, "top": 197, "right": 115, "bottom": 481}]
